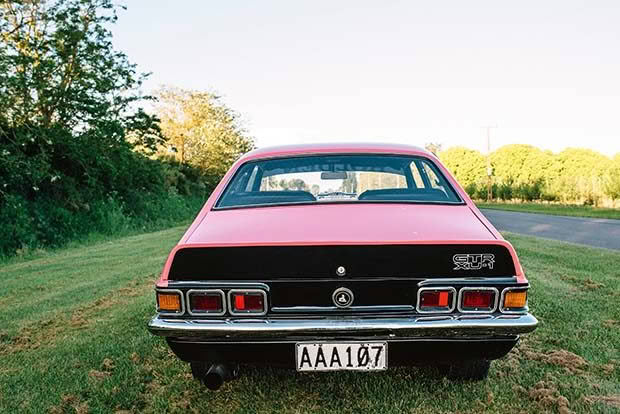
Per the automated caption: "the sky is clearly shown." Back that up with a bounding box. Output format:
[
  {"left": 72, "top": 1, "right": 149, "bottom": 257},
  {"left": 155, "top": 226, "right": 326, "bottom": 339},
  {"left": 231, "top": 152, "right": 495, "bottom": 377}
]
[{"left": 112, "top": 1, "right": 620, "bottom": 156}]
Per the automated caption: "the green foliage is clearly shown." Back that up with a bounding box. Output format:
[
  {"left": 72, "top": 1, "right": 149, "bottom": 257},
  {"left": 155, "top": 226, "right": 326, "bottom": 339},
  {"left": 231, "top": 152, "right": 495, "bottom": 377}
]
[
  {"left": 604, "top": 154, "right": 620, "bottom": 200},
  {"left": 441, "top": 145, "right": 620, "bottom": 205},
  {"left": 154, "top": 85, "right": 255, "bottom": 189},
  {"left": 0, "top": 0, "right": 163, "bottom": 149},
  {"left": 490, "top": 145, "right": 553, "bottom": 187},
  {"left": 0, "top": 1, "right": 216, "bottom": 256},
  {"left": 439, "top": 146, "right": 486, "bottom": 196}
]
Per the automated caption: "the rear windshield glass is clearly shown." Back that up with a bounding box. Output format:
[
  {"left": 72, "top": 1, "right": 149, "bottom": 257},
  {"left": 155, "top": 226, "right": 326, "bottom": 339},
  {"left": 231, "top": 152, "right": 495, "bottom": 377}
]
[{"left": 215, "top": 154, "right": 461, "bottom": 209}]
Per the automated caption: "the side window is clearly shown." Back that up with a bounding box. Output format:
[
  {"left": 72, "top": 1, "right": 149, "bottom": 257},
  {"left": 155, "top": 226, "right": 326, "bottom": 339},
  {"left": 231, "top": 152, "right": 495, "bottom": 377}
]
[{"left": 409, "top": 163, "right": 426, "bottom": 188}]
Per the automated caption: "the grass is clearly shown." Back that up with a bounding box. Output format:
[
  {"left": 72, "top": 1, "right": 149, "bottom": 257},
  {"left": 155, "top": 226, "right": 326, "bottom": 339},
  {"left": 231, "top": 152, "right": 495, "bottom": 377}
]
[
  {"left": 1, "top": 228, "right": 619, "bottom": 413},
  {"left": 476, "top": 201, "right": 620, "bottom": 220}
]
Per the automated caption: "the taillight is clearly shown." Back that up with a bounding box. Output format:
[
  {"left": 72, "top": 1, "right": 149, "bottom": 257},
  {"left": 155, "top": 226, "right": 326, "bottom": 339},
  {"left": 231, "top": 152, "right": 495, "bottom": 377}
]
[
  {"left": 417, "top": 287, "right": 456, "bottom": 313},
  {"left": 500, "top": 288, "right": 528, "bottom": 313},
  {"left": 187, "top": 289, "right": 225, "bottom": 315},
  {"left": 458, "top": 288, "right": 498, "bottom": 313},
  {"left": 229, "top": 289, "right": 267, "bottom": 315},
  {"left": 156, "top": 290, "right": 184, "bottom": 314}
]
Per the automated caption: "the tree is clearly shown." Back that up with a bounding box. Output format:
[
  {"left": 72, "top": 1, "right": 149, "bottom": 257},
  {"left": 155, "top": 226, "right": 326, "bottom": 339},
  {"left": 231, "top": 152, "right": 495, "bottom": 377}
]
[
  {"left": 549, "top": 148, "right": 611, "bottom": 205},
  {"left": 489, "top": 145, "right": 552, "bottom": 186},
  {"left": 0, "top": 0, "right": 162, "bottom": 150},
  {"left": 489, "top": 145, "right": 554, "bottom": 200},
  {"left": 154, "top": 86, "right": 254, "bottom": 188},
  {"left": 604, "top": 154, "right": 620, "bottom": 200},
  {"left": 0, "top": 0, "right": 163, "bottom": 205},
  {"left": 0, "top": 0, "right": 176, "bottom": 255},
  {"left": 439, "top": 147, "right": 486, "bottom": 191}
]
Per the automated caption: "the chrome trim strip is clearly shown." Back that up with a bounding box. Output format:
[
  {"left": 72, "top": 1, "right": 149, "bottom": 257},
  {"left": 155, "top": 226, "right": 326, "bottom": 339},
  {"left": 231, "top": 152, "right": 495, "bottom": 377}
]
[
  {"left": 228, "top": 289, "right": 268, "bottom": 316},
  {"left": 155, "top": 288, "right": 185, "bottom": 316},
  {"left": 186, "top": 289, "right": 226, "bottom": 316},
  {"left": 271, "top": 305, "right": 414, "bottom": 313},
  {"left": 499, "top": 287, "right": 529, "bottom": 315},
  {"left": 167, "top": 281, "right": 270, "bottom": 291},
  {"left": 147, "top": 313, "right": 538, "bottom": 339},
  {"left": 416, "top": 287, "right": 457, "bottom": 314},
  {"left": 417, "top": 277, "right": 518, "bottom": 286},
  {"left": 457, "top": 287, "right": 499, "bottom": 314}
]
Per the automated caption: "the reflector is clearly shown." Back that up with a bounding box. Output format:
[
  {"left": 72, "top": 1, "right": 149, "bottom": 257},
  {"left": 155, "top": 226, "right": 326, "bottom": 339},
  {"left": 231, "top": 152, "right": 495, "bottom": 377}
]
[
  {"left": 157, "top": 292, "right": 181, "bottom": 312},
  {"left": 504, "top": 290, "right": 527, "bottom": 309}
]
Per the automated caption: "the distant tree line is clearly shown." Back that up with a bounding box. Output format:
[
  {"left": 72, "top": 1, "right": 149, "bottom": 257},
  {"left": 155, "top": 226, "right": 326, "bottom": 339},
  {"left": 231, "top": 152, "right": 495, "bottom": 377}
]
[
  {"left": 439, "top": 145, "right": 620, "bottom": 206},
  {"left": 0, "top": 0, "right": 253, "bottom": 256}
]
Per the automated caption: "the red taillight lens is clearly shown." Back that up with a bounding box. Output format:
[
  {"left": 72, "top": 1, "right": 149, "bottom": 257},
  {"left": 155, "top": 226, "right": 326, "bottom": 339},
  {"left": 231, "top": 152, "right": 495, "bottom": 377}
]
[
  {"left": 418, "top": 288, "right": 455, "bottom": 313},
  {"left": 421, "top": 291, "right": 451, "bottom": 307},
  {"left": 460, "top": 289, "right": 497, "bottom": 312},
  {"left": 191, "top": 294, "right": 222, "bottom": 312},
  {"left": 187, "top": 290, "right": 225, "bottom": 315},
  {"left": 230, "top": 290, "right": 266, "bottom": 314}
]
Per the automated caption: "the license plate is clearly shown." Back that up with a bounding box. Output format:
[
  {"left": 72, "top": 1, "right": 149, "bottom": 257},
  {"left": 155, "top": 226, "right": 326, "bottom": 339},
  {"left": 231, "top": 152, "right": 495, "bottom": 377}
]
[{"left": 295, "top": 342, "right": 387, "bottom": 371}]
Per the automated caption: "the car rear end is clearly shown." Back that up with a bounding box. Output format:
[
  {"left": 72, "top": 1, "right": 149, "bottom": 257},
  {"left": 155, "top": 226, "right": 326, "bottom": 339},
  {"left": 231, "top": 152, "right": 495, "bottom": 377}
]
[
  {"left": 148, "top": 239, "right": 536, "bottom": 387},
  {"left": 146, "top": 145, "right": 538, "bottom": 389}
]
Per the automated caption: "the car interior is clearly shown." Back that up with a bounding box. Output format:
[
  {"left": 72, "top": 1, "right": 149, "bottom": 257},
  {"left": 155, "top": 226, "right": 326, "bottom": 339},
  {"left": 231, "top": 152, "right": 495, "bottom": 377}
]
[{"left": 216, "top": 155, "right": 461, "bottom": 208}]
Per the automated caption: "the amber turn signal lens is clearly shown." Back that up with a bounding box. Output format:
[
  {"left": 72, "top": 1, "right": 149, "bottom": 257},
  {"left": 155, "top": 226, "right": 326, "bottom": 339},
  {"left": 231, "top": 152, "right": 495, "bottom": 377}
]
[
  {"left": 157, "top": 292, "right": 181, "bottom": 312},
  {"left": 504, "top": 290, "right": 527, "bottom": 308}
]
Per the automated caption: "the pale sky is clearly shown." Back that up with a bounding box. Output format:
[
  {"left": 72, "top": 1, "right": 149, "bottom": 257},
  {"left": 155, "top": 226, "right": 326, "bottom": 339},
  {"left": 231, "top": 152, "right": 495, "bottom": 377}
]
[{"left": 112, "top": 1, "right": 620, "bottom": 156}]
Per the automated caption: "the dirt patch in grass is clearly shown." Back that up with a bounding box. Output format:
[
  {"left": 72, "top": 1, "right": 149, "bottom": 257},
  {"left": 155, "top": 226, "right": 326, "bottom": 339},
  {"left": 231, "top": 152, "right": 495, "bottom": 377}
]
[
  {"left": 543, "top": 350, "right": 588, "bottom": 373},
  {"left": 88, "top": 358, "right": 116, "bottom": 382},
  {"left": 581, "top": 394, "right": 620, "bottom": 409},
  {"left": 518, "top": 343, "right": 588, "bottom": 374},
  {"left": 560, "top": 274, "right": 605, "bottom": 290},
  {"left": 528, "top": 380, "right": 575, "bottom": 414},
  {"left": 88, "top": 369, "right": 110, "bottom": 380},
  {"left": 599, "top": 362, "right": 616, "bottom": 375},
  {"left": 49, "top": 394, "right": 89, "bottom": 414},
  {"left": 0, "top": 278, "right": 153, "bottom": 356}
]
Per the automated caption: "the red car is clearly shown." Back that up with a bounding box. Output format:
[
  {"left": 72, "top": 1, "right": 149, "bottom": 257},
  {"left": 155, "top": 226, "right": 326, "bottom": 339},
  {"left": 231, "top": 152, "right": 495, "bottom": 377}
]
[{"left": 148, "top": 143, "right": 537, "bottom": 390}]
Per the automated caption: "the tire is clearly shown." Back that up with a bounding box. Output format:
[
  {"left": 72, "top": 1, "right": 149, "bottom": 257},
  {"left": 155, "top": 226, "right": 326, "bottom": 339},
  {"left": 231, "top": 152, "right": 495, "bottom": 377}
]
[
  {"left": 190, "top": 362, "right": 208, "bottom": 381},
  {"left": 443, "top": 359, "right": 491, "bottom": 381}
]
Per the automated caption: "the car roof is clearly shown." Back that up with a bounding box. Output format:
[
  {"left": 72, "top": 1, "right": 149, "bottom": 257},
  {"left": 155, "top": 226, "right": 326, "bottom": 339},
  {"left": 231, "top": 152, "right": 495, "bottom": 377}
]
[{"left": 240, "top": 142, "right": 433, "bottom": 162}]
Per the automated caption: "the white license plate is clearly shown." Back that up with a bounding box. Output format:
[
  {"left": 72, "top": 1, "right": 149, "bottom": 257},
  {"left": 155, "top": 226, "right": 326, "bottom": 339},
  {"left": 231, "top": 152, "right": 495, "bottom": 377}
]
[{"left": 296, "top": 342, "right": 387, "bottom": 371}]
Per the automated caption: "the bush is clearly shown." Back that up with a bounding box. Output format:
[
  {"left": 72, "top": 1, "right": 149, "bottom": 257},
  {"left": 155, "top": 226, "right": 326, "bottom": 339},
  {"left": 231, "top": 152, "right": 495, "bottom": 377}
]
[
  {"left": 441, "top": 144, "right": 620, "bottom": 205},
  {"left": 464, "top": 183, "right": 478, "bottom": 198}
]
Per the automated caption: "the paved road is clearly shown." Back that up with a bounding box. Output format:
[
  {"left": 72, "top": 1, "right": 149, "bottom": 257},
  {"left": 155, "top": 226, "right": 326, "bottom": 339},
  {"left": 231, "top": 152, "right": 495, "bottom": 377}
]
[{"left": 480, "top": 209, "right": 620, "bottom": 250}]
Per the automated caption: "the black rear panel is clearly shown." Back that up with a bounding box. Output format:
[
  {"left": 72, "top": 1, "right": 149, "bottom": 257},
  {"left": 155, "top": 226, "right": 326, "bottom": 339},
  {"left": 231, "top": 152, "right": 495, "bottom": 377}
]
[{"left": 168, "top": 244, "right": 516, "bottom": 280}]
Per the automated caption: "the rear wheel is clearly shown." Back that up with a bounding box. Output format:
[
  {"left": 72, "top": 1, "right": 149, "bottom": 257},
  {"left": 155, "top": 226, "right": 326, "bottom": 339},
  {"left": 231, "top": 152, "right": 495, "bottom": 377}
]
[
  {"left": 190, "top": 361, "right": 208, "bottom": 381},
  {"left": 441, "top": 359, "right": 491, "bottom": 381}
]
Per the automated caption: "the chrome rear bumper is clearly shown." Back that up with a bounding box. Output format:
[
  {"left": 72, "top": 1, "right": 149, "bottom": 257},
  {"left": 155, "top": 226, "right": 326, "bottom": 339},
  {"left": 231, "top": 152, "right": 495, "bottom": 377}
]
[{"left": 147, "top": 313, "right": 538, "bottom": 340}]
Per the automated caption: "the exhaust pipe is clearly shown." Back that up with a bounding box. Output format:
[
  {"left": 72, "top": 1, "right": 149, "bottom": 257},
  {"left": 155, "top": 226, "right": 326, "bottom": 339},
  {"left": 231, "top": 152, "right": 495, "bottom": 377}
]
[{"left": 203, "top": 363, "right": 233, "bottom": 391}]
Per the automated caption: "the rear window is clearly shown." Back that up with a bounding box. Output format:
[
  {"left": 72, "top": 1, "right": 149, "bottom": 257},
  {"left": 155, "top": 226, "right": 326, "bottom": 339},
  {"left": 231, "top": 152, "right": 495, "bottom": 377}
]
[{"left": 216, "top": 154, "right": 461, "bottom": 209}]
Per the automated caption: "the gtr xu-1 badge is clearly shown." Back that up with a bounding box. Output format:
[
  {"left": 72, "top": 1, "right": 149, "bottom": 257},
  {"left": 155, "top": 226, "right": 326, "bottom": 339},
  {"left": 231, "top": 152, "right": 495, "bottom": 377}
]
[{"left": 453, "top": 253, "right": 495, "bottom": 270}]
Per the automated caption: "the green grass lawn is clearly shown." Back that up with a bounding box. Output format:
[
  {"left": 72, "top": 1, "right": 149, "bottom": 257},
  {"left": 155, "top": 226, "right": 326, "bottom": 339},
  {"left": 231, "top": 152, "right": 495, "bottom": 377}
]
[
  {"left": 476, "top": 201, "right": 620, "bottom": 220},
  {"left": 1, "top": 228, "right": 619, "bottom": 413}
]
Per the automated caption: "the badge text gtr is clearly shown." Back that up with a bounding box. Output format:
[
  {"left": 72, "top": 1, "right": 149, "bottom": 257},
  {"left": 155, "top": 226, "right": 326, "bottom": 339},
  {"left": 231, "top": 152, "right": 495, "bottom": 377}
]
[{"left": 453, "top": 254, "right": 495, "bottom": 270}]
